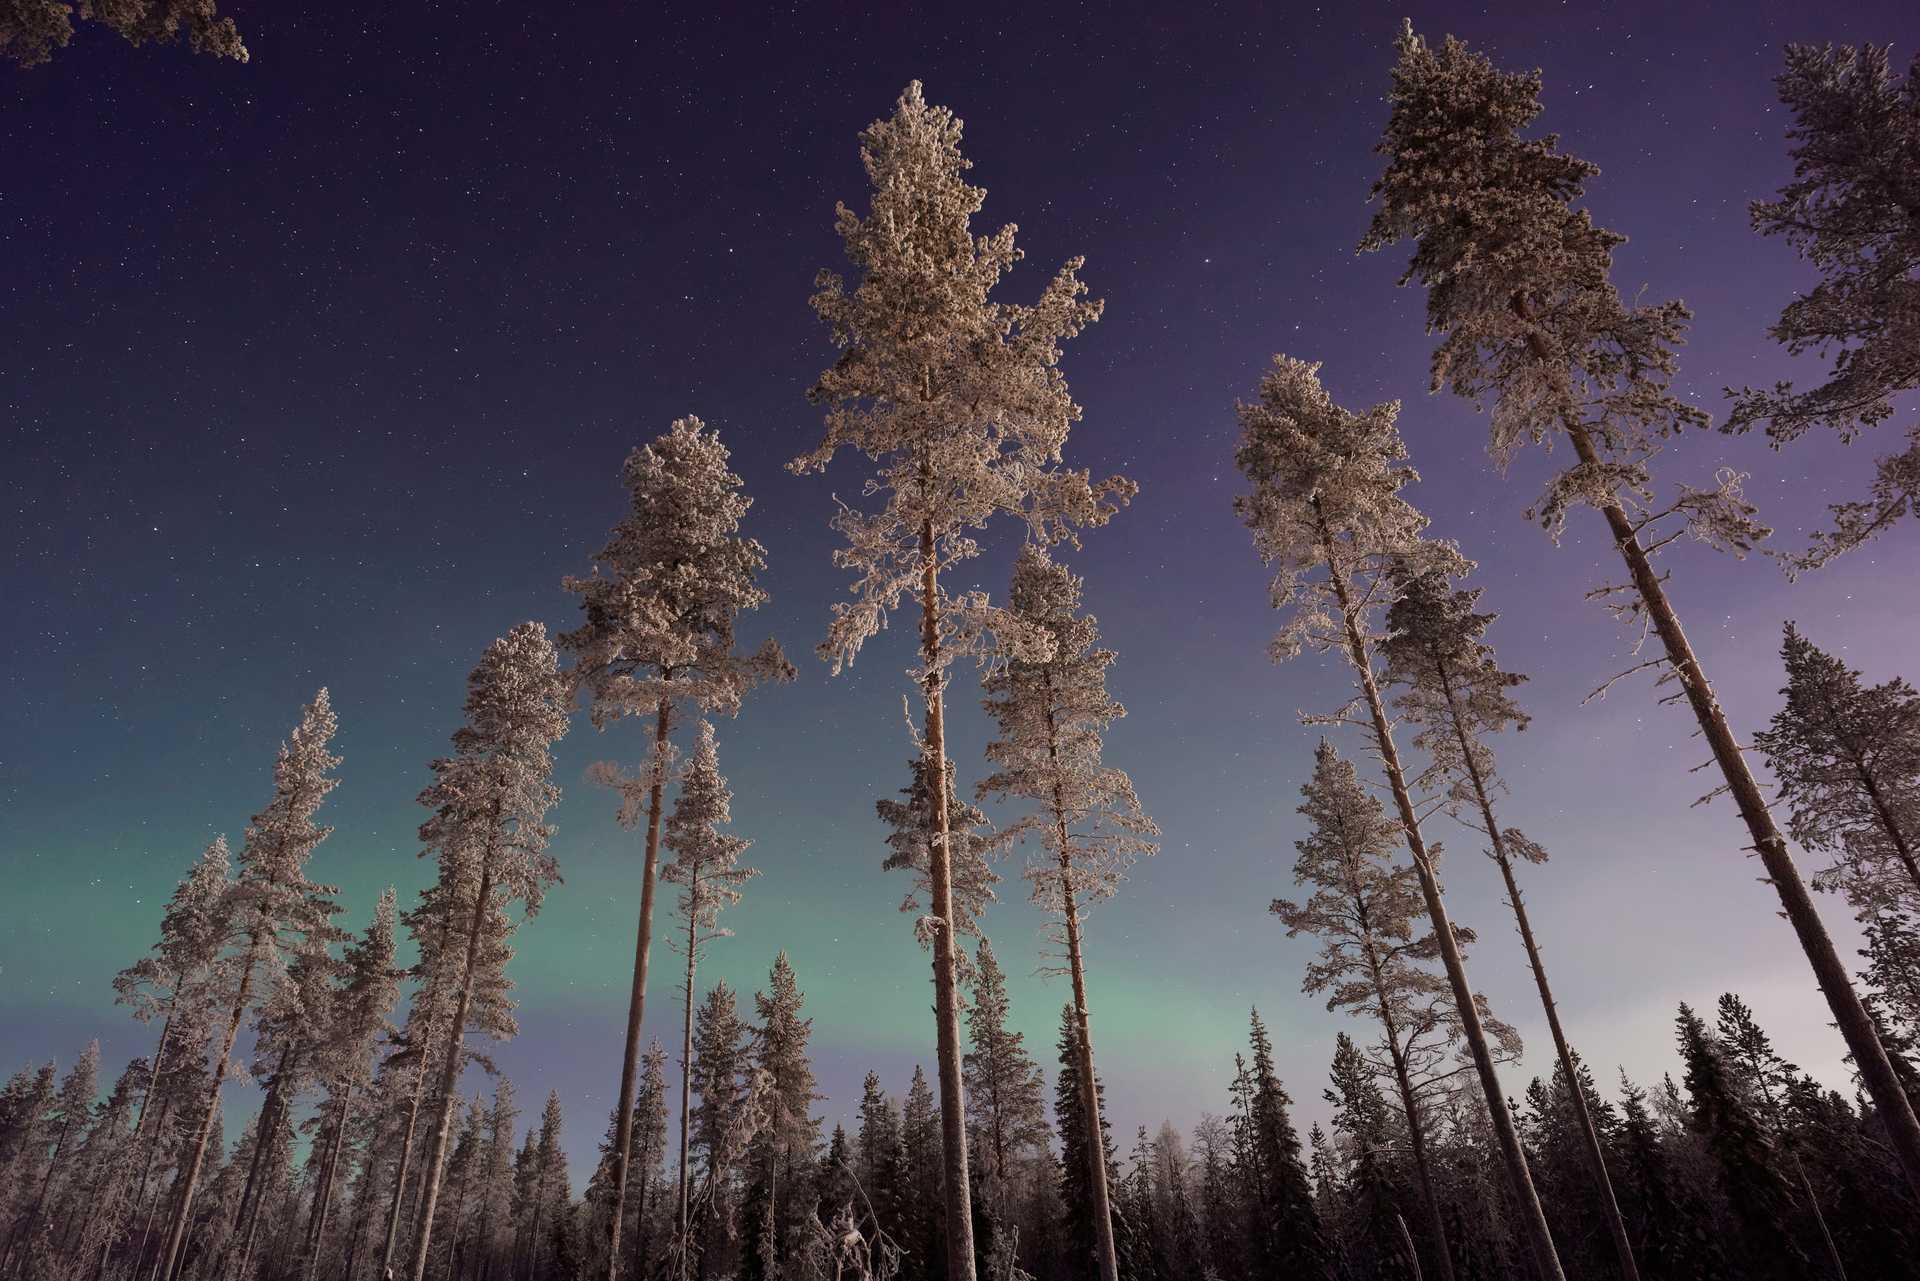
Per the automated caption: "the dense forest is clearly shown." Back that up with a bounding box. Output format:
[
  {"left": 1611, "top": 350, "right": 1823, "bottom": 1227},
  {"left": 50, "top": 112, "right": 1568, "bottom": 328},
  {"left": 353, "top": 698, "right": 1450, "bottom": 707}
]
[{"left": 3, "top": 10, "right": 1918, "bottom": 1281}]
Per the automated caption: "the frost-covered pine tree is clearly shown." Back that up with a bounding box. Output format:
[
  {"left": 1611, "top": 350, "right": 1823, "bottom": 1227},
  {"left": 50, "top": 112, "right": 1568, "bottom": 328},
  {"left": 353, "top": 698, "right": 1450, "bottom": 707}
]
[
  {"left": 1730, "top": 43, "right": 1920, "bottom": 569},
  {"left": 562, "top": 416, "right": 792, "bottom": 1281},
  {"left": 1272, "top": 740, "right": 1516, "bottom": 1281},
  {"left": 745, "top": 951, "right": 821, "bottom": 1280},
  {"left": 155, "top": 689, "right": 342, "bottom": 1281},
  {"left": 1380, "top": 567, "right": 1641, "bottom": 1280},
  {"left": 297, "top": 888, "right": 400, "bottom": 1281},
  {"left": 794, "top": 82, "right": 1133, "bottom": 1279},
  {"left": 0, "top": 0, "right": 247, "bottom": 69},
  {"left": 404, "top": 623, "right": 570, "bottom": 1281},
  {"left": 878, "top": 754, "right": 999, "bottom": 969},
  {"left": 1754, "top": 622, "right": 1920, "bottom": 912},
  {"left": 976, "top": 544, "right": 1157, "bottom": 1281},
  {"left": 1361, "top": 23, "right": 1920, "bottom": 1197},
  {"left": 1233, "top": 355, "right": 1560, "bottom": 1278},
  {"left": 963, "top": 937, "right": 1049, "bottom": 1233},
  {"left": 659, "top": 721, "right": 757, "bottom": 1274},
  {"left": 97, "top": 835, "right": 230, "bottom": 1275}
]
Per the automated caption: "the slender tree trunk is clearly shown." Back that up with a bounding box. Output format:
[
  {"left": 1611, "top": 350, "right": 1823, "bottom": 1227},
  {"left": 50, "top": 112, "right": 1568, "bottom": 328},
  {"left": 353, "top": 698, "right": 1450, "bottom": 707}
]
[
  {"left": 1317, "top": 505, "right": 1567, "bottom": 1281},
  {"left": 1514, "top": 297, "right": 1920, "bottom": 1196},
  {"left": 232, "top": 1047, "right": 296, "bottom": 1279},
  {"left": 1367, "top": 954, "right": 1456, "bottom": 1281},
  {"left": 1394, "top": 1211, "right": 1425, "bottom": 1281},
  {"left": 917, "top": 516, "right": 979, "bottom": 1281},
  {"left": 674, "top": 884, "right": 700, "bottom": 1281},
  {"left": 1059, "top": 875, "right": 1119, "bottom": 1281},
  {"left": 97, "top": 1002, "right": 179, "bottom": 1281},
  {"left": 1434, "top": 656, "right": 1642, "bottom": 1281},
  {"left": 301, "top": 1080, "right": 356, "bottom": 1281},
  {"left": 156, "top": 938, "right": 264, "bottom": 1281},
  {"left": 1790, "top": 1153, "right": 1848, "bottom": 1281},
  {"left": 406, "top": 865, "right": 494, "bottom": 1281},
  {"left": 1858, "top": 768, "right": 1920, "bottom": 903},
  {"left": 606, "top": 699, "right": 673, "bottom": 1281}
]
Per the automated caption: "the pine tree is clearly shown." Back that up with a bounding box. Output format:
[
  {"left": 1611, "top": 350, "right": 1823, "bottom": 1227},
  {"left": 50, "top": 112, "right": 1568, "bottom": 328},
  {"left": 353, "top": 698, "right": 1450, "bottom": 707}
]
[
  {"left": 659, "top": 721, "right": 758, "bottom": 1274},
  {"left": 1382, "top": 565, "right": 1642, "bottom": 1280},
  {"left": 1241, "top": 1011, "right": 1331, "bottom": 1278},
  {"left": 689, "top": 983, "right": 749, "bottom": 1277},
  {"left": 0, "top": 0, "right": 246, "bottom": 70},
  {"left": 1729, "top": 43, "right": 1920, "bottom": 568},
  {"left": 1272, "top": 739, "right": 1516, "bottom": 1281},
  {"left": 1233, "top": 353, "right": 1558, "bottom": 1278},
  {"left": 405, "top": 623, "right": 570, "bottom": 1281},
  {"left": 975, "top": 545, "right": 1157, "bottom": 1281},
  {"left": 794, "top": 81, "right": 1134, "bottom": 1281},
  {"left": 156, "top": 689, "right": 342, "bottom": 1281},
  {"left": 297, "top": 889, "right": 400, "bottom": 1281},
  {"left": 1, "top": 1041, "right": 97, "bottom": 1269},
  {"left": 878, "top": 755, "right": 998, "bottom": 977},
  {"left": 1755, "top": 623, "right": 1920, "bottom": 912},
  {"left": 1615, "top": 1074, "right": 1725, "bottom": 1281},
  {"left": 1053, "top": 1005, "right": 1121, "bottom": 1281},
  {"left": 1676, "top": 1005, "right": 1807, "bottom": 1278},
  {"left": 743, "top": 952, "right": 821, "bottom": 1280},
  {"left": 898, "top": 1066, "right": 943, "bottom": 1281},
  {"left": 97, "top": 835, "right": 230, "bottom": 1277},
  {"left": 1362, "top": 21, "right": 1920, "bottom": 1198},
  {"left": 962, "top": 937, "right": 1048, "bottom": 1234},
  {"left": 562, "top": 415, "right": 792, "bottom": 1281}
]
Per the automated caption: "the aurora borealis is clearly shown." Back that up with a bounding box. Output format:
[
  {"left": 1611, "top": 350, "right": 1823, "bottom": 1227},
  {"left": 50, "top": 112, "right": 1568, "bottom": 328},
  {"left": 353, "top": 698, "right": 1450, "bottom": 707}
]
[{"left": 5, "top": 0, "right": 1917, "bottom": 1179}]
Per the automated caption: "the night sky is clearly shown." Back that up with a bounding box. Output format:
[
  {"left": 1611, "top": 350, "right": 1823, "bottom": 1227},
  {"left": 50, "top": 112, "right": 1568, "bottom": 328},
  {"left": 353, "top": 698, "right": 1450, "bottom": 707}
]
[{"left": 5, "top": 1, "right": 1917, "bottom": 1178}]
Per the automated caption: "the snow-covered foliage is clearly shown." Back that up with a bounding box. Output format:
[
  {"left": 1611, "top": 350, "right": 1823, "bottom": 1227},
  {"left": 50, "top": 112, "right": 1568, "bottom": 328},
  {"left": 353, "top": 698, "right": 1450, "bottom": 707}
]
[
  {"left": 979, "top": 544, "right": 1158, "bottom": 941},
  {"left": 1755, "top": 623, "right": 1920, "bottom": 912},
  {"left": 0, "top": 0, "right": 246, "bottom": 69},
  {"left": 1361, "top": 23, "right": 1767, "bottom": 555},
  {"left": 794, "top": 80, "right": 1133, "bottom": 680},
  {"left": 876, "top": 753, "right": 996, "bottom": 961},
  {"left": 661, "top": 721, "right": 759, "bottom": 952},
  {"left": 1233, "top": 354, "right": 1466, "bottom": 666}
]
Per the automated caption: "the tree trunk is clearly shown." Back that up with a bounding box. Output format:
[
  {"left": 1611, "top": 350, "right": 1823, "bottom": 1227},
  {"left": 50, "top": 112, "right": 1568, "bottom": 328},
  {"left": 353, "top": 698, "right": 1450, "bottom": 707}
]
[
  {"left": 1857, "top": 768, "right": 1920, "bottom": 904},
  {"left": 1394, "top": 1211, "right": 1425, "bottom": 1281},
  {"left": 301, "top": 1079, "right": 356, "bottom": 1281},
  {"left": 606, "top": 698, "right": 673, "bottom": 1281},
  {"left": 1434, "top": 654, "right": 1642, "bottom": 1281},
  {"left": 674, "top": 884, "right": 700, "bottom": 1281},
  {"left": 96, "top": 1000, "right": 179, "bottom": 1281},
  {"left": 156, "top": 937, "right": 264, "bottom": 1281},
  {"left": 1510, "top": 292, "right": 1920, "bottom": 1197},
  {"left": 1317, "top": 505, "right": 1567, "bottom": 1281},
  {"left": 917, "top": 517, "right": 979, "bottom": 1281},
  {"left": 1368, "top": 953, "right": 1455, "bottom": 1281},
  {"left": 232, "top": 1046, "right": 297, "bottom": 1279},
  {"left": 406, "top": 865, "right": 494, "bottom": 1281},
  {"left": 1558, "top": 419, "right": 1920, "bottom": 1197},
  {"left": 1059, "top": 875, "right": 1119, "bottom": 1281}
]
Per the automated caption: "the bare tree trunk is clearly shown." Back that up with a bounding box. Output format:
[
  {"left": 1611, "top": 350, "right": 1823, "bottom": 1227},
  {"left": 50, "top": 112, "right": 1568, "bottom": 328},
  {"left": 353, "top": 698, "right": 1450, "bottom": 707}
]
[
  {"left": 96, "top": 1001, "right": 179, "bottom": 1281},
  {"left": 674, "top": 881, "right": 700, "bottom": 1281},
  {"left": 156, "top": 938, "right": 263, "bottom": 1281},
  {"left": 232, "top": 1047, "right": 296, "bottom": 1279},
  {"left": 1059, "top": 876, "right": 1119, "bottom": 1281},
  {"left": 301, "top": 1080, "right": 356, "bottom": 1281},
  {"left": 406, "top": 865, "right": 493, "bottom": 1281},
  {"left": 1792, "top": 1154, "right": 1848, "bottom": 1281},
  {"left": 1511, "top": 294, "right": 1920, "bottom": 1196},
  {"left": 1370, "top": 958, "right": 1456, "bottom": 1281},
  {"left": 1858, "top": 770, "right": 1920, "bottom": 903},
  {"left": 606, "top": 699, "right": 672, "bottom": 1281},
  {"left": 1317, "top": 505, "right": 1567, "bottom": 1281},
  {"left": 1394, "top": 1211, "right": 1425, "bottom": 1281},
  {"left": 917, "top": 517, "right": 979, "bottom": 1281},
  {"left": 1433, "top": 655, "right": 1642, "bottom": 1281}
]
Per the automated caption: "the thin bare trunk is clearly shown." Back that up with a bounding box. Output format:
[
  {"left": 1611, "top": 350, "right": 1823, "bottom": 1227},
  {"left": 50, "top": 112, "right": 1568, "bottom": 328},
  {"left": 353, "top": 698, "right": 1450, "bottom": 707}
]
[
  {"left": 1433, "top": 653, "right": 1641, "bottom": 1281},
  {"left": 232, "top": 1047, "right": 296, "bottom": 1279},
  {"left": 606, "top": 699, "right": 672, "bottom": 1281},
  {"left": 1514, "top": 295, "right": 1920, "bottom": 1196},
  {"left": 1394, "top": 1211, "right": 1425, "bottom": 1281},
  {"left": 1858, "top": 769, "right": 1920, "bottom": 903},
  {"left": 406, "top": 865, "right": 494, "bottom": 1281},
  {"left": 96, "top": 1002, "right": 179, "bottom": 1281},
  {"left": 1362, "top": 934, "right": 1455, "bottom": 1281},
  {"left": 156, "top": 937, "right": 263, "bottom": 1281},
  {"left": 301, "top": 1080, "right": 356, "bottom": 1281},
  {"left": 674, "top": 882, "right": 699, "bottom": 1281},
  {"left": 1316, "top": 502, "right": 1566, "bottom": 1281},
  {"left": 917, "top": 516, "right": 978, "bottom": 1281}
]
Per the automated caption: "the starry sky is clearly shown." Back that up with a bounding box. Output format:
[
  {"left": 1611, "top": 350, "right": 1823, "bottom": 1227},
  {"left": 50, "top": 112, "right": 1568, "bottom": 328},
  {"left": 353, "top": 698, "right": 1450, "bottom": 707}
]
[{"left": 5, "top": 1, "right": 1917, "bottom": 1179}]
